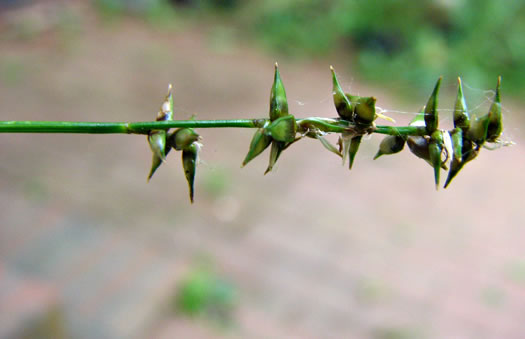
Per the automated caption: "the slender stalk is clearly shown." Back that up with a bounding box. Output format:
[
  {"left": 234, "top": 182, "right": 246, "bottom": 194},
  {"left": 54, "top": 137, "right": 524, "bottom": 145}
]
[{"left": 0, "top": 118, "right": 427, "bottom": 137}]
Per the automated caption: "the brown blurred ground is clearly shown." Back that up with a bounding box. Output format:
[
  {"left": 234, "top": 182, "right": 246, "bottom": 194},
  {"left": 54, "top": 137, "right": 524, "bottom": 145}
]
[{"left": 1, "top": 3, "right": 525, "bottom": 339}]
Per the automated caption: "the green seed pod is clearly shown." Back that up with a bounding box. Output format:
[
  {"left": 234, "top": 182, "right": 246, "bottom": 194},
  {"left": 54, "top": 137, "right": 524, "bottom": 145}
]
[
  {"left": 354, "top": 96, "right": 377, "bottom": 126},
  {"left": 486, "top": 76, "right": 502, "bottom": 142},
  {"left": 182, "top": 142, "right": 199, "bottom": 203},
  {"left": 454, "top": 77, "right": 470, "bottom": 132},
  {"left": 242, "top": 128, "right": 272, "bottom": 167},
  {"left": 374, "top": 135, "right": 405, "bottom": 160},
  {"left": 266, "top": 115, "right": 297, "bottom": 143},
  {"left": 424, "top": 77, "right": 442, "bottom": 134},
  {"left": 466, "top": 114, "right": 490, "bottom": 146},
  {"left": 269, "top": 63, "right": 289, "bottom": 121},
  {"left": 171, "top": 128, "right": 200, "bottom": 151},
  {"left": 429, "top": 130, "right": 444, "bottom": 189},
  {"left": 348, "top": 135, "right": 362, "bottom": 170},
  {"left": 330, "top": 66, "right": 354, "bottom": 121}
]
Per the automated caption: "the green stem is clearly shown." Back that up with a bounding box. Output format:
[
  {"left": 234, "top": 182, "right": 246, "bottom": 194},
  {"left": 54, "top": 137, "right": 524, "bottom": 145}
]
[{"left": 0, "top": 118, "right": 427, "bottom": 137}]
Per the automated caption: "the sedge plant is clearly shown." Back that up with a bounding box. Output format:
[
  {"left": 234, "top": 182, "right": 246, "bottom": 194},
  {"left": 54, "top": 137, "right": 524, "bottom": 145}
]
[{"left": 0, "top": 64, "right": 509, "bottom": 202}]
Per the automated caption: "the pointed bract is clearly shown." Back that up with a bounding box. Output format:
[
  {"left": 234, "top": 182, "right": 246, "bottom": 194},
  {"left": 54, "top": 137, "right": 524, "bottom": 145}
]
[
  {"left": 269, "top": 63, "right": 289, "bottom": 121},
  {"left": 424, "top": 77, "right": 441, "bottom": 134},
  {"left": 242, "top": 128, "right": 272, "bottom": 167},
  {"left": 409, "top": 106, "right": 426, "bottom": 127},
  {"left": 454, "top": 77, "right": 470, "bottom": 131},
  {"left": 182, "top": 143, "right": 199, "bottom": 203},
  {"left": 348, "top": 135, "right": 362, "bottom": 170},
  {"left": 265, "top": 141, "right": 285, "bottom": 174},
  {"left": 486, "top": 76, "right": 502, "bottom": 142},
  {"left": 330, "top": 66, "right": 354, "bottom": 121},
  {"left": 318, "top": 135, "right": 342, "bottom": 158},
  {"left": 148, "top": 146, "right": 172, "bottom": 181}
]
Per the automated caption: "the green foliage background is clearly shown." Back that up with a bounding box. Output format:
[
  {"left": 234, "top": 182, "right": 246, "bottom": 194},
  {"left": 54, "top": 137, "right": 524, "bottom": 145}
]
[{"left": 98, "top": 0, "right": 525, "bottom": 95}]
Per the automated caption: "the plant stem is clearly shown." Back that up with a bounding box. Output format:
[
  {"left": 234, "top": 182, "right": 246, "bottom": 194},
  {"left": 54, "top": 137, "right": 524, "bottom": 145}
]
[{"left": 0, "top": 118, "right": 427, "bottom": 136}]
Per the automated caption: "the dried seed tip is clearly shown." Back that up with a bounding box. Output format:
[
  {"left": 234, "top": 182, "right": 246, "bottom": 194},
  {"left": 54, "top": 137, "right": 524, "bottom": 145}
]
[
  {"left": 267, "top": 115, "right": 297, "bottom": 143},
  {"left": 454, "top": 77, "right": 470, "bottom": 131},
  {"left": 172, "top": 128, "right": 200, "bottom": 151},
  {"left": 269, "top": 63, "right": 289, "bottom": 121},
  {"left": 486, "top": 76, "right": 502, "bottom": 142},
  {"left": 318, "top": 135, "right": 343, "bottom": 158},
  {"left": 182, "top": 142, "right": 199, "bottom": 203},
  {"left": 330, "top": 66, "right": 354, "bottom": 121},
  {"left": 242, "top": 128, "right": 272, "bottom": 167},
  {"left": 348, "top": 135, "right": 362, "bottom": 170},
  {"left": 374, "top": 135, "right": 405, "bottom": 160},
  {"left": 424, "top": 77, "right": 441, "bottom": 134}
]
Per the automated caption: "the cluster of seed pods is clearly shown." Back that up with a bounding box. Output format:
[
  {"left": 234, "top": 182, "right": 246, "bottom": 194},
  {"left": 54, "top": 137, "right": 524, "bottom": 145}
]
[
  {"left": 149, "top": 64, "right": 504, "bottom": 202},
  {"left": 147, "top": 85, "right": 201, "bottom": 203}
]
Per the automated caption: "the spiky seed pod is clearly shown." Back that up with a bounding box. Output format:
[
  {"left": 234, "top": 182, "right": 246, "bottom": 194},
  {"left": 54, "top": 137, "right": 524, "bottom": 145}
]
[
  {"left": 148, "top": 84, "right": 174, "bottom": 181},
  {"left": 424, "top": 77, "right": 442, "bottom": 134},
  {"left": 354, "top": 96, "right": 377, "bottom": 126},
  {"left": 171, "top": 128, "right": 200, "bottom": 151},
  {"left": 429, "top": 130, "right": 444, "bottom": 189},
  {"left": 454, "top": 77, "right": 470, "bottom": 132},
  {"left": 242, "top": 128, "right": 272, "bottom": 167},
  {"left": 444, "top": 128, "right": 463, "bottom": 189},
  {"left": 266, "top": 115, "right": 297, "bottom": 143},
  {"left": 330, "top": 66, "right": 354, "bottom": 121},
  {"left": 269, "top": 63, "right": 289, "bottom": 121},
  {"left": 147, "top": 130, "right": 168, "bottom": 181},
  {"left": 466, "top": 114, "right": 490, "bottom": 146},
  {"left": 182, "top": 142, "right": 199, "bottom": 203},
  {"left": 374, "top": 135, "right": 405, "bottom": 160},
  {"left": 348, "top": 135, "right": 362, "bottom": 170},
  {"left": 486, "top": 76, "right": 502, "bottom": 142}
]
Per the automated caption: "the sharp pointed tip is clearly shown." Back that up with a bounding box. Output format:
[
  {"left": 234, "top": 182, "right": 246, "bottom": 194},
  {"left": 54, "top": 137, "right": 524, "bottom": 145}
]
[
  {"left": 373, "top": 153, "right": 381, "bottom": 160},
  {"left": 275, "top": 62, "right": 279, "bottom": 68},
  {"left": 168, "top": 83, "right": 172, "bottom": 91}
]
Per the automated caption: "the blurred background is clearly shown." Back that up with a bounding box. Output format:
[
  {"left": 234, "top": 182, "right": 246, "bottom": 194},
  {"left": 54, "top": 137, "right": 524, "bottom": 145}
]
[{"left": 1, "top": 0, "right": 524, "bottom": 338}]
